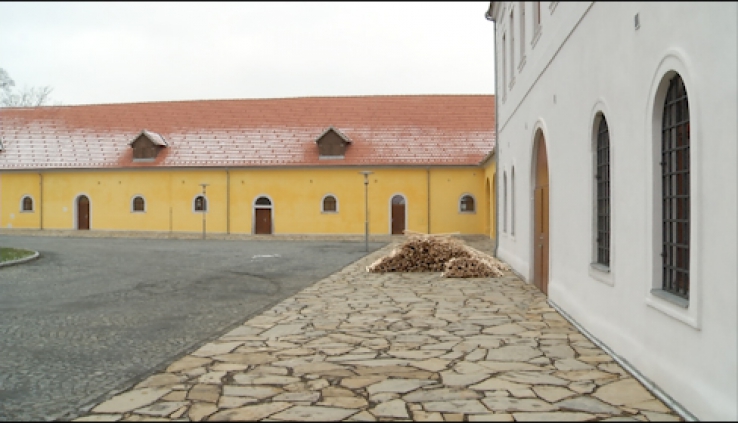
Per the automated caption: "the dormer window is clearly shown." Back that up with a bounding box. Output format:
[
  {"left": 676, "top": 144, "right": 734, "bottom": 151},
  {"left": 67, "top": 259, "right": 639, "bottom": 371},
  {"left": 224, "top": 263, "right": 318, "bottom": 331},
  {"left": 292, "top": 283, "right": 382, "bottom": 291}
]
[
  {"left": 315, "top": 126, "right": 351, "bottom": 159},
  {"left": 129, "top": 129, "right": 167, "bottom": 161}
]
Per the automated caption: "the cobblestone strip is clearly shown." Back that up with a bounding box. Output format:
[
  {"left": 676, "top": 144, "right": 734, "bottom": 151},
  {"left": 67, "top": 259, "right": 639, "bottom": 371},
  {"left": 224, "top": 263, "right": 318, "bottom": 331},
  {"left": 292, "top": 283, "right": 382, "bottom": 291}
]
[{"left": 74, "top": 243, "right": 682, "bottom": 422}]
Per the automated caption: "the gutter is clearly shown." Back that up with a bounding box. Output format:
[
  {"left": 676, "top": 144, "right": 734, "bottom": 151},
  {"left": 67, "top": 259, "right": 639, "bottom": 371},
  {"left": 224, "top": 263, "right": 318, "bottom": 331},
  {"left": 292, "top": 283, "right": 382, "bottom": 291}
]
[
  {"left": 549, "top": 300, "right": 698, "bottom": 421},
  {"left": 485, "top": 3, "right": 500, "bottom": 257}
]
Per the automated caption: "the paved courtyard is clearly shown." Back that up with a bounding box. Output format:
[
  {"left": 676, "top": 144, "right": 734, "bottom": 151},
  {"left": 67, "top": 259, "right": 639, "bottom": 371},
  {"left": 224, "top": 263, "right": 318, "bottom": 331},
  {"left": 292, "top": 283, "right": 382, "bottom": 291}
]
[
  {"left": 73, "top": 239, "right": 683, "bottom": 422},
  {"left": 0, "top": 234, "right": 384, "bottom": 421}
]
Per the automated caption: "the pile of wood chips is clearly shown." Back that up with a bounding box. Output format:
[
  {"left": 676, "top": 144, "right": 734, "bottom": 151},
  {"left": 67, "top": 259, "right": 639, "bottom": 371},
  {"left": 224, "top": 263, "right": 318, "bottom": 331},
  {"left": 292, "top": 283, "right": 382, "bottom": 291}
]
[{"left": 366, "top": 231, "right": 509, "bottom": 278}]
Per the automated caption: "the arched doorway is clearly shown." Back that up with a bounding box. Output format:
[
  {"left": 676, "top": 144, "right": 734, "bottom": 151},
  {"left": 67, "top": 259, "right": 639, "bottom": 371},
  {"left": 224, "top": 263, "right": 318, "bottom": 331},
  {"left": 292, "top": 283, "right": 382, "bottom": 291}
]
[
  {"left": 253, "top": 196, "right": 273, "bottom": 234},
  {"left": 390, "top": 194, "right": 406, "bottom": 235},
  {"left": 77, "top": 195, "right": 90, "bottom": 230},
  {"left": 533, "top": 132, "right": 549, "bottom": 294}
]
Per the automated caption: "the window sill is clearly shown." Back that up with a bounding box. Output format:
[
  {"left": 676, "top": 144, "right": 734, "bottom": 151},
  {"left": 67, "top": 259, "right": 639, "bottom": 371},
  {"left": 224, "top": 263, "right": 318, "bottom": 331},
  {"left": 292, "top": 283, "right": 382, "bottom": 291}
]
[
  {"left": 646, "top": 288, "right": 699, "bottom": 329},
  {"left": 589, "top": 262, "right": 613, "bottom": 286},
  {"left": 133, "top": 158, "right": 156, "bottom": 163},
  {"left": 321, "top": 211, "right": 338, "bottom": 214},
  {"left": 650, "top": 289, "right": 689, "bottom": 309},
  {"left": 531, "top": 26, "right": 542, "bottom": 49},
  {"left": 459, "top": 211, "right": 477, "bottom": 214},
  {"left": 131, "top": 211, "right": 146, "bottom": 214},
  {"left": 20, "top": 210, "right": 35, "bottom": 213}
]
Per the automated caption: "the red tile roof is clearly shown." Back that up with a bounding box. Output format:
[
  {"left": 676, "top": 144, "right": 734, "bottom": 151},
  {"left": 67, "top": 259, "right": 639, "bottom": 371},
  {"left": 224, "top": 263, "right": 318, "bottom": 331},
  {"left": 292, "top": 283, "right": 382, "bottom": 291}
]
[{"left": 0, "top": 95, "right": 495, "bottom": 169}]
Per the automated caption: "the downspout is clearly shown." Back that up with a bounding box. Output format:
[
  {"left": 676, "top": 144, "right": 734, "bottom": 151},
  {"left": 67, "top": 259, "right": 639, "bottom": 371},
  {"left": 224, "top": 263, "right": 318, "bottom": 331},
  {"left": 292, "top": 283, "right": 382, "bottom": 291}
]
[
  {"left": 485, "top": 4, "right": 500, "bottom": 257},
  {"left": 426, "top": 166, "right": 431, "bottom": 234},
  {"left": 39, "top": 172, "right": 43, "bottom": 230},
  {"left": 226, "top": 167, "right": 230, "bottom": 235}
]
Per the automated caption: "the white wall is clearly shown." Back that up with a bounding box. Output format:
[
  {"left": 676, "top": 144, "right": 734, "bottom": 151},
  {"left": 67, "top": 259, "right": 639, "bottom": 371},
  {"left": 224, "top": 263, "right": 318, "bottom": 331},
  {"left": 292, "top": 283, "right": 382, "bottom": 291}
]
[{"left": 493, "top": 2, "right": 738, "bottom": 420}]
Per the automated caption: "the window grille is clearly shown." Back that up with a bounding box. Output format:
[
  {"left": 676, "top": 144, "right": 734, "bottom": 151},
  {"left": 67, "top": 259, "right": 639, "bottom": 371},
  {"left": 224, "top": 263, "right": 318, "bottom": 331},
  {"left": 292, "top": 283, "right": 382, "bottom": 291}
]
[
  {"left": 22, "top": 196, "right": 33, "bottom": 211},
  {"left": 460, "top": 195, "right": 475, "bottom": 212},
  {"left": 195, "top": 195, "right": 207, "bottom": 212},
  {"left": 596, "top": 116, "right": 610, "bottom": 266},
  {"left": 133, "top": 196, "right": 145, "bottom": 212},
  {"left": 323, "top": 195, "right": 337, "bottom": 212},
  {"left": 661, "top": 74, "right": 690, "bottom": 299}
]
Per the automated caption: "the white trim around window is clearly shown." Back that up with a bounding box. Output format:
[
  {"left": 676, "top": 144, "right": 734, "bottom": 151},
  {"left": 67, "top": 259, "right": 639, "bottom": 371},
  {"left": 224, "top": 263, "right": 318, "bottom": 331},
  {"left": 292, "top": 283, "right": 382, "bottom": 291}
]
[
  {"left": 192, "top": 194, "right": 208, "bottom": 213},
  {"left": 20, "top": 195, "right": 34, "bottom": 212},
  {"left": 321, "top": 194, "right": 339, "bottom": 213},
  {"left": 131, "top": 195, "right": 146, "bottom": 213},
  {"left": 459, "top": 193, "right": 477, "bottom": 214}
]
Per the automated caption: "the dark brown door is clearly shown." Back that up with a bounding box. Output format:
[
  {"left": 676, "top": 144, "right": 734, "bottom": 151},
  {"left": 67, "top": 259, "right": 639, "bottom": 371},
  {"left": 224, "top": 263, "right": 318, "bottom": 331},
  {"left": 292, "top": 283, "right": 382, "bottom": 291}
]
[
  {"left": 255, "top": 208, "right": 271, "bottom": 234},
  {"left": 77, "top": 195, "right": 90, "bottom": 230},
  {"left": 391, "top": 195, "right": 406, "bottom": 235},
  {"left": 533, "top": 137, "right": 549, "bottom": 294}
]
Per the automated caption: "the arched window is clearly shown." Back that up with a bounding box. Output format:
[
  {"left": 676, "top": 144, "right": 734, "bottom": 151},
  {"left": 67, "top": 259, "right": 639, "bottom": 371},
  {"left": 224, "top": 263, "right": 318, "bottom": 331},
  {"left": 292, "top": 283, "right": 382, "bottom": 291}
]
[
  {"left": 596, "top": 115, "right": 611, "bottom": 266},
  {"left": 661, "top": 73, "right": 690, "bottom": 299},
  {"left": 194, "top": 195, "right": 207, "bottom": 212},
  {"left": 322, "top": 195, "right": 338, "bottom": 213},
  {"left": 511, "top": 167, "right": 515, "bottom": 236},
  {"left": 255, "top": 197, "right": 272, "bottom": 206},
  {"left": 459, "top": 194, "right": 475, "bottom": 212},
  {"left": 21, "top": 196, "right": 34, "bottom": 212},
  {"left": 132, "top": 196, "right": 145, "bottom": 213}
]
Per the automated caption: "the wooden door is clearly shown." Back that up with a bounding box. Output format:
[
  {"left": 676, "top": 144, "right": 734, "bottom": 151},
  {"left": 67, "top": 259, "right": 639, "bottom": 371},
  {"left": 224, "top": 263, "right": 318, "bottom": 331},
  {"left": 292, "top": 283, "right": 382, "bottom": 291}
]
[
  {"left": 255, "top": 208, "right": 271, "bottom": 234},
  {"left": 534, "top": 138, "right": 549, "bottom": 294},
  {"left": 77, "top": 196, "right": 90, "bottom": 230},
  {"left": 391, "top": 195, "right": 406, "bottom": 235}
]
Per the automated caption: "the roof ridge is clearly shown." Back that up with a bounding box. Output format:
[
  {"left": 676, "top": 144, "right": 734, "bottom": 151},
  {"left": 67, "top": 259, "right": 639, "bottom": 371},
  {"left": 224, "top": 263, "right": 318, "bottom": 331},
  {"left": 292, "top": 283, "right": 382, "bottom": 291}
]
[{"left": 0, "top": 94, "right": 495, "bottom": 109}]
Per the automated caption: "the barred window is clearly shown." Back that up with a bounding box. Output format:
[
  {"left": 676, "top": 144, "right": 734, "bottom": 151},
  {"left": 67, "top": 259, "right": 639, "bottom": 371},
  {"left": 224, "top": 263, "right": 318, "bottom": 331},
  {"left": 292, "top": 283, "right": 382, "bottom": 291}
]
[
  {"left": 596, "top": 116, "right": 611, "bottom": 266},
  {"left": 194, "top": 195, "right": 207, "bottom": 212},
  {"left": 21, "top": 196, "right": 34, "bottom": 212},
  {"left": 132, "top": 196, "right": 145, "bottom": 212},
  {"left": 460, "top": 195, "right": 475, "bottom": 212},
  {"left": 661, "top": 73, "right": 690, "bottom": 299},
  {"left": 322, "top": 195, "right": 337, "bottom": 212}
]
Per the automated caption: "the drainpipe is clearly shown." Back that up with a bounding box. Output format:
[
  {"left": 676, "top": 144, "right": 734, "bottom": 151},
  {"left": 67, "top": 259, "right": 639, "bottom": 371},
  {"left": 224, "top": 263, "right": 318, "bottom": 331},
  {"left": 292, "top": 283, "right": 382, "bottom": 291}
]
[
  {"left": 39, "top": 172, "right": 44, "bottom": 230},
  {"left": 485, "top": 5, "right": 500, "bottom": 257},
  {"left": 226, "top": 168, "right": 230, "bottom": 235},
  {"left": 426, "top": 167, "right": 431, "bottom": 234}
]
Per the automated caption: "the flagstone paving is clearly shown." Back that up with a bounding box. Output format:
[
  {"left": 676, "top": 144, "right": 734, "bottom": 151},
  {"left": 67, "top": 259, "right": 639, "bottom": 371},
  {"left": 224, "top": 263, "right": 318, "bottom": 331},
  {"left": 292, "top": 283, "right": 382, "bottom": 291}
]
[{"left": 74, "top": 241, "right": 683, "bottom": 421}]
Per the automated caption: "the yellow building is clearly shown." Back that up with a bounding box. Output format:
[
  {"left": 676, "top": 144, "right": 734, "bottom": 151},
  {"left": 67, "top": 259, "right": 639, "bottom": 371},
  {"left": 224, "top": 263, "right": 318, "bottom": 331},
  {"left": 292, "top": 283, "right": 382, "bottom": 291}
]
[{"left": 0, "top": 95, "right": 496, "bottom": 238}]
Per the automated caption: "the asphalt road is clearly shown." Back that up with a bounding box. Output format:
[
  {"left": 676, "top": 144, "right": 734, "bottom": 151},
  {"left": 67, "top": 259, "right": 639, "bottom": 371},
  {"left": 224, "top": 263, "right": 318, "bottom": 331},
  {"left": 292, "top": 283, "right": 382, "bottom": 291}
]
[{"left": 0, "top": 235, "right": 385, "bottom": 421}]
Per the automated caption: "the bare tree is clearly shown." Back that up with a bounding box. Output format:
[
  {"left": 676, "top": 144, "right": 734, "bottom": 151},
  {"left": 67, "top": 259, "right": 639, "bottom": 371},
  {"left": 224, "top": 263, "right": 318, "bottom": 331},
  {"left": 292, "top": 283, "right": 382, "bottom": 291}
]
[{"left": 0, "top": 67, "right": 57, "bottom": 107}]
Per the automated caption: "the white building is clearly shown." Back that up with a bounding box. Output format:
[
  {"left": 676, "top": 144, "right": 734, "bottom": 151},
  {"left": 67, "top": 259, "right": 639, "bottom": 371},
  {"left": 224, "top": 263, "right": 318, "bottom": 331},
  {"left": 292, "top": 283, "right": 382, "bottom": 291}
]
[{"left": 486, "top": 2, "right": 737, "bottom": 420}]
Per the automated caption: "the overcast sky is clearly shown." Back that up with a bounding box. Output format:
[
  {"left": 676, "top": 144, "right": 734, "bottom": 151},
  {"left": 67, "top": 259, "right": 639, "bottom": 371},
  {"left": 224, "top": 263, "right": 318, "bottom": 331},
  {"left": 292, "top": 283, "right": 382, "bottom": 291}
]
[{"left": 0, "top": 2, "right": 495, "bottom": 106}]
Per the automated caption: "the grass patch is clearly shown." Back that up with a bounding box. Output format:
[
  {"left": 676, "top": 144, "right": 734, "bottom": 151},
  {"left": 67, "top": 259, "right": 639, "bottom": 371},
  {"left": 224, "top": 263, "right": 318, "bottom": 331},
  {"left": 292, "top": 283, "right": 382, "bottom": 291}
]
[{"left": 0, "top": 247, "right": 35, "bottom": 263}]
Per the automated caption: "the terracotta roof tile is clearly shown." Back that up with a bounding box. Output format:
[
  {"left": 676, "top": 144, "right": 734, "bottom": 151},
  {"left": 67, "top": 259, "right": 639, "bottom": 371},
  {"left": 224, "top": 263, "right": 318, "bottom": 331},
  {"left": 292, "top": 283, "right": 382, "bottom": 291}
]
[{"left": 0, "top": 95, "right": 495, "bottom": 169}]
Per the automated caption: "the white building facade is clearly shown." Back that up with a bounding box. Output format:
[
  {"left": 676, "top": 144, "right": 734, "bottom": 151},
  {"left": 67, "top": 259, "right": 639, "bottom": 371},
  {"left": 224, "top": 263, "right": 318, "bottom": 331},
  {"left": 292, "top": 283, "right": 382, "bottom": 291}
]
[{"left": 487, "top": 2, "right": 737, "bottom": 420}]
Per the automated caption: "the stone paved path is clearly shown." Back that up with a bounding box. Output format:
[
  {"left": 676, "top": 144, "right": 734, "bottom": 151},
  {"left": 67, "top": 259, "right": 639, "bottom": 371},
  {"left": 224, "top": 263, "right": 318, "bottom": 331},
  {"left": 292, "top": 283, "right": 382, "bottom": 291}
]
[{"left": 73, "top": 241, "right": 682, "bottom": 422}]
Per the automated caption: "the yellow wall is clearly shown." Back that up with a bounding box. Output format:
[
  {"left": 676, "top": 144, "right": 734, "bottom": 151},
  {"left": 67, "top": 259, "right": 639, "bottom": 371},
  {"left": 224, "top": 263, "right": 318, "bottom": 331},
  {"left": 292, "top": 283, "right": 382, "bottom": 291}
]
[
  {"left": 482, "top": 157, "right": 497, "bottom": 239},
  {"left": 1, "top": 165, "right": 495, "bottom": 236},
  {"left": 0, "top": 172, "right": 42, "bottom": 229}
]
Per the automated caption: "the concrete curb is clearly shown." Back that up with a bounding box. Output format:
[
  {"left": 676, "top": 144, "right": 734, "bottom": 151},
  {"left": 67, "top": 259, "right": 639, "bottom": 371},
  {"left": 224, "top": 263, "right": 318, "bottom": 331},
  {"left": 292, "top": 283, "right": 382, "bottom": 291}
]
[{"left": 0, "top": 250, "right": 40, "bottom": 268}]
